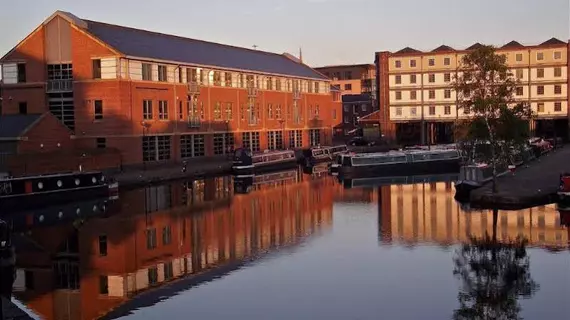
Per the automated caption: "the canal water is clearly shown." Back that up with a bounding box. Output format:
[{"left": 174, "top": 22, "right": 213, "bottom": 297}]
[{"left": 8, "top": 168, "right": 570, "bottom": 320}]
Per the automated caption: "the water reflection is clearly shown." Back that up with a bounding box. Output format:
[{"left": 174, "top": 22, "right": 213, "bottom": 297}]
[{"left": 11, "top": 170, "right": 336, "bottom": 320}]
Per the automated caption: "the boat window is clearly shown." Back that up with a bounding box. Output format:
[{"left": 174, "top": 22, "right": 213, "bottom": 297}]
[{"left": 313, "top": 149, "right": 323, "bottom": 156}]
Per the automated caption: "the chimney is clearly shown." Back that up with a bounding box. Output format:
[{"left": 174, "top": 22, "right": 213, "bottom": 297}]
[{"left": 299, "top": 47, "right": 303, "bottom": 64}]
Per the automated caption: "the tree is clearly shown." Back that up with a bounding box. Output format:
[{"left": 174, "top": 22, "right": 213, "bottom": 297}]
[
  {"left": 452, "top": 210, "right": 539, "bottom": 320},
  {"left": 453, "top": 45, "right": 533, "bottom": 193}
]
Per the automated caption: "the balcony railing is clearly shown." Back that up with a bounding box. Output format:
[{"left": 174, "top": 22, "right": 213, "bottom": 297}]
[
  {"left": 187, "top": 117, "right": 201, "bottom": 128},
  {"left": 46, "top": 79, "right": 73, "bottom": 93}
]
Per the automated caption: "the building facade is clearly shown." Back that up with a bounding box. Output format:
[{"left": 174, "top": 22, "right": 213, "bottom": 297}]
[
  {"left": 340, "top": 93, "right": 376, "bottom": 135},
  {"left": 0, "top": 11, "right": 341, "bottom": 171},
  {"left": 375, "top": 39, "right": 570, "bottom": 145},
  {"left": 315, "top": 64, "right": 376, "bottom": 96}
]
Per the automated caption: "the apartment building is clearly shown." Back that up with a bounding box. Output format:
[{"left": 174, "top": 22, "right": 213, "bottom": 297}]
[
  {"left": 0, "top": 11, "right": 341, "bottom": 173},
  {"left": 340, "top": 93, "right": 376, "bottom": 135},
  {"left": 375, "top": 39, "right": 569, "bottom": 145},
  {"left": 315, "top": 64, "right": 376, "bottom": 96}
]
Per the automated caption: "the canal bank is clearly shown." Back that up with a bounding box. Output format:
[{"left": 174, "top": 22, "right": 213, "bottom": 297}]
[{"left": 470, "top": 146, "right": 570, "bottom": 210}]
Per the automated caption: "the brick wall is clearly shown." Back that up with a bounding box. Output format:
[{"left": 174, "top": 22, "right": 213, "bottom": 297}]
[{"left": 17, "top": 113, "right": 73, "bottom": 153}]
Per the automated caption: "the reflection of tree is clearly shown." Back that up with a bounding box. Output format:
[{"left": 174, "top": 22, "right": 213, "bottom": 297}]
[{"left": 453, "top": 210, "right": 539, "bottom": 320}]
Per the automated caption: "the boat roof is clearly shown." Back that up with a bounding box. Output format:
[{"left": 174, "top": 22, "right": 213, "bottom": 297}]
[{"left": 251, "top": 149, "right": 295, "bottom": 157}]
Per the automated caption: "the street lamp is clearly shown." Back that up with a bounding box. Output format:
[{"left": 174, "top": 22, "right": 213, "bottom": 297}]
[{"left": 140, "top": 120, "right": 152, "bottom": 171}]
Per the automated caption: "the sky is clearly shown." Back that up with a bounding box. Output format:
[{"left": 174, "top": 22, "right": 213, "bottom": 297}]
[{"left": 0, "top": 0, "right": 568, "bottom": 67}]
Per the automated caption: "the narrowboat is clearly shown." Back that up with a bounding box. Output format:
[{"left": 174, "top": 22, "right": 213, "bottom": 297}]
[
  {"left": 340, "top": 172, "right": 459, "bottom": 189},
  {"left": 233, "top": 169, "right": 299, "bottom": 194},
  {"left": 454, "top": 163, "right": 509, "bottom": 201},
  {"left": 557, "top": 172, "right": 570, "bottom": 206},
  {"left": 336, "top": 149, "right": 461, "bottom": 179},
  {"left": 301, "top": 145, "right": 349, "bottom": 167},
  {"left": 0, "top": 171, "right": 119, "bottom": 212},
  {"left": 232, "top": 148, "right": 298, "bottom": 176}
]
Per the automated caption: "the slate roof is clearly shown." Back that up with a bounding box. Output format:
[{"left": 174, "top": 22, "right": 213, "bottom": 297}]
[
  {"left": 431, "top": 45, "right": 455, "bottom": 52},
  {"left": 466, "top": 43, "right": 484, "bottom": 50},
  {"left": 0, "top": 114, "right": 43, "bottom": 139},
  {"left": 501, "top": 40, "right": 525, "bottom": 49},
  {"left": 81, "top": 18, "right": 327, "bottom": 80},
  {"left": 540, "top": 37, "right": 566, "bottom": 46},
  {"left": 395, "top": 47, "right": 422, "bottom": 54}
]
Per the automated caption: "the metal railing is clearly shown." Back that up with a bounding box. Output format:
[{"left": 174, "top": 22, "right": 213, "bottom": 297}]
[{"left": 187, "top": 117, "right": 201, "bottom": 128}]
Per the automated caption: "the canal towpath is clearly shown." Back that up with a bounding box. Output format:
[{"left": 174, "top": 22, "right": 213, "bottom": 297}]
[{"left": 470, "top": 146, "right": 570, "bottom": 210}]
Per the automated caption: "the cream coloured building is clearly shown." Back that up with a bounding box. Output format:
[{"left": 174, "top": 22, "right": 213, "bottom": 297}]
[{"left": 375, "top": 39, "right": 569, "bottom": 145}]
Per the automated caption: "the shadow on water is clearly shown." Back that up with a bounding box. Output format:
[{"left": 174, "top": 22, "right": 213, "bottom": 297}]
[{"left": 452, "top": 209, "right": 539, "bottom": 320}]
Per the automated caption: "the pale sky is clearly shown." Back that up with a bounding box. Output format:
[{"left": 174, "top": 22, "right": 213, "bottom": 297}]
[{"left": 0, "top": 0, "right": 568, "bottom": 67}]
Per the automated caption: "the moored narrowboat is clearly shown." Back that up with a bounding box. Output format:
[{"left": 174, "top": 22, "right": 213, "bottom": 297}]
[
  {"left": 454, "top": 162, "right": 509, "bottom": 201},
  {"left": 232, "top": 148, "right": 297, "bottom": 176},
  {"left": 0, "top": 171, "right": 118, "bottom": 212},
  {"left": 337, "top": 149, "right": 461, "bottom": 179},
  {"left": 301, "top": 145, "right": 349, "bottom": 167}
]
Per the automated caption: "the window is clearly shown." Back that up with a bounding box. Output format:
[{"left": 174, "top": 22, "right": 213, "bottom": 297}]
[
  {"left": 94, "top": 100, "right": 103, "bottom": 120},
  {"left": 516, "top": 53, "right": 523, "bottom": 62},
  {"left": 148, "top": 267, "right": 158, "bottom": 285},
  {"left": 554, "top": 85, "right": 562, "bottom": 94},
  {"left": 344, "top": 71, "right": 352, "bottom": 79},
  {"left": 92, "top": 59, "right": 102, "bottom": 79},
  {"left": 428, "top": 58, "right": 435, "bottom": 66},
  {"left": 410, "top": 60, "right": 416, "bottom": 67},
  {"left": 314, "top": 82, "right": 319, "bottom": 93},
  {"left": 554, "top": 102, "right": 562, "bottom": 112},
  {"left": 536, "top": 52, "right": 544, "bottom": 61},
  {"left": 537, "top": 68, "right": 544, "bottom": 78},
  {"left": 516, "top": 69, "right": 523, "bottom": 79},
  {"left": 99, "top": 276, "right": 109, "bottom": 295},
  {"left": 395, "top": 91, "right": 402, "bottom": 100},
  {"left": 410, "top": 74, "right": 417, "bottom": 84},
  {"left": 142, "top": 136, "right": 171, "bottom": 161},
  {"left": 395, "top": 60, "right": 401, "bottom": 68},
  {"left": 429, "top": 90, "right": 435, "bottom": 99},
  {"left": 162, "top": 226, "right": 172, "bottom": 245},
  {"left": 361, "top": 104, "right": 367, "bottom": 112},
  {"left": 428, "top": 74, "right": 435, "bottom": 83},
  {"left": 537, "top": 86, "right": 544, "bottom": 95},
  {"left": 464, "top": 105, "right": 470, "bottom": 114},
  {"left": 225, "top": 102, "right": 233, "bottom": 120},
  {"left": 214, "top": 102, "right": 222, "bottom": 120},
  {"left": 96, "top": 138, "right": 106, "bottom": 149},
  {"left": 158, "top": 65, "right": 167, "bottom": 82},
  {"left": 343, "top": 105, "right": 349, "bottom": 112},
  {"left": 444, "top": 73, "right": 451, "bottom": 82},
  {"left": 146, "top": 228, "right": 157, "bottom": 249},
  {"left": 97, "top": 235, "right": 108, "bottom": 256},
  {"left": 164, "top": 262, "right": 174, "bottom": 280},
  {"left": 142, "top": 63, "right": 152, "bottom": 81},
  {"left": 275, "top": 104, "right": 283, "bottom": 119},
  {"left": 395, "top": 75, "right": 401, "bottom": 84},
  {"left": 444, "top": 89, "right": 451, "bottom": 99},
  {"left": 178, "top": 101, "right": 183, "bottom": 120},
  {"left": 288, "top": 130, "right": 303, "bottom": 148},
  {"left": 225, "top": 72, "right": 232, "bottom": 87},
  {"left": 309, "top": 129, "right": 321, "bottom": 146},
  {"left": 443, "top": 57, "right": 451, "bottom": 66},
  {"left": 187, "top": 68, "right": 197, "bottom": 82},
  {"left": 395, "top": 107, "right": 402, "bottom": 116},
  {"left": 267, "top": 131, "right": 284, "bottom": 150},
  {"left": 332, "top": 109, "right": 337, "bottom": 120},
  {"left": 18, "top": 102, "right": 27, "bottom": 115},
  {"left": 213, "top": 133, "right": 234, "bottom": 155},
  {"left": 344, "top": 84, "right": 352, "bottom": 90},
  {"left": 516, "top": 87, "right": 524, "bottom": 96},
  {"left": 181, "top": 134, "right": 205, "bottom": 158},
  {"left": 158, "top": 100, "right": 168, "bottom": 120},
  {"left": 444, "top": 105, "right": 451, "bottom": 115},
  {"left": 554, "top": 51, "right": 562, "bottom": 60},
  {"left": 537, "top": 103, "right": 544, "bottom": 113},
  {"left": 267, "top": 103, "right": 273, "bottom": 119},
  {"left": 17, "top": 63, "right": 26, "bottom": 83},
  {"left": 242, "top": 132, "right": 261, "bottom": 151},
  {"left": 410, "top": 90, "right": 417, "bottom": 100},
  {"left": 554, "top": 67, "right": 562, "bottom": 77},
  {"left": 410, "top": 107, "right": 417, "bottom": 116},
  {"left": 429, "top": 106, "right": 435, "bottom": 115},
  {"left": 276, "top": 79, "right": 282, "bottom": 91},
  {"left": 143, "top": 100, "right": 153, "bottom": 120}
]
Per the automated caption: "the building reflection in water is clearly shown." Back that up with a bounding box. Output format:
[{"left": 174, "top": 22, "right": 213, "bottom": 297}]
[
  {"left": 11, "top": 170, "right": 337, "bottom": 320},
  {"left": 376, "top": 182, "right": 569, "bottom": 250}
]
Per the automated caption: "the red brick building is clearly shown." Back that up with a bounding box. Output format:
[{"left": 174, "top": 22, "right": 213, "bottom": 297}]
[{"left": 0, "top": 11, "right": 341, "bottom": 170}]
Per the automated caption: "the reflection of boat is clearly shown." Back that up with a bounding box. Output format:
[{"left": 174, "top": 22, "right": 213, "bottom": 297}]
[
  {"left": 301, "top": 145, "right": 349, "bottom": 166},
  {"left": 337, "top": 149, "right": 461, "bottom": 179},
  {"left": 339, "top": 173, "right": 459, "bottom": 189},
  {"left": 303, "top": 163, "right": 330, "bottom": 176},
  {"left": 557, "top": 172, "right": 570, "bottom": 206},
  {"left": 0, "top": 171, "right": 118, "bottom": 212},
  {"left": 232, "top": 148, "right": 297, "bottom": 176},
  {"left": 2, "top": 197, "right": 118, "bottom": 231},
  {"left": 233, "top": 169, "right": 299, "bottom": 194}
]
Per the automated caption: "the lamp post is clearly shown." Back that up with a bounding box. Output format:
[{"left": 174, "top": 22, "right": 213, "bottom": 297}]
[{"left": 140, "top": 120, "right": 151, "bottom": 171}]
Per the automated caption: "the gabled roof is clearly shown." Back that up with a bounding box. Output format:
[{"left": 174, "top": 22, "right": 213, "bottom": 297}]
[
  {"left": 540, "top": 37, "right": 566, "bottom": 46},
  {"left": 0, "top": 114, "right": 43, "bottom": 139},
  {"left": 501, "top": 40, "right": 525, "bottom": 49},
  {"left": 466, "top": 42, "right": 484, "bottom": 50},
  {"left": 73, "top": 15, "right": 327, "bottom": 80},
  {"left": 395, "top": 47, "right": 422, "bottom": 54},
  {"left": 431, "top": 45, "right": 455, "bottom": 52}
]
